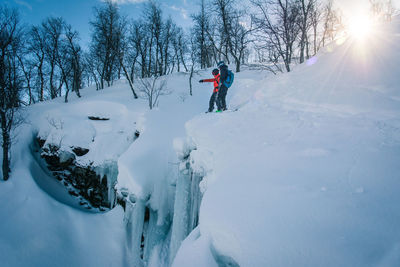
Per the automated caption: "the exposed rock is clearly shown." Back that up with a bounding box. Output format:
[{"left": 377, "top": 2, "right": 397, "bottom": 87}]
[
  {"left": 59, "top": 151, "right": 76, "bottom": 165},
  {"left": 37, "top": 138, "right": 46, "bottom": 148},
  {"left": 35, "top": 136, "right": 117, "bottom": 211},
  {"left": 135, "top": 130, "right": 140, "bottom": 138},
  {"left": 68, "top": 190, "right": 79, "bottom": 197},
  {"left": 88, "top": 116, "right": 110, "bottom": 121},
  {"left": 117, "top": 195, "right": 126, "bottom": 211},
  {"left": 72, "top": 146, "right": 89, "bottom": 156}
]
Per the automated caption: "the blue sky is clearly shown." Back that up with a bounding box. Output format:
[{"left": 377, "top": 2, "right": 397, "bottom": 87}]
[
  {"left": 4, "top": 0, "right": 400, "bottom": 48},
  {"left": 4, "top": 0, "right": 197, "bottom": 47}
]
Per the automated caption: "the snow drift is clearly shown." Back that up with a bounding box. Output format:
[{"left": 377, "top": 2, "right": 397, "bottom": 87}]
[{"left": 173, "top": 19, "right": 400, "bottom": 267}]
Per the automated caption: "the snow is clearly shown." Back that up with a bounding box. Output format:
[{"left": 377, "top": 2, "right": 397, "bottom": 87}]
[
  {"left": 37, "top": 99, "right": 141, "bottom": 167},
  {"left": 173, "top": 19, "right": 400, "bottom": 267},
  {"left": 172, "top": 227, "right": 217, "bottom": 267},
  {"left": 1, "top": 18, "right": 400, "bottom": 267},
  {"left": 0, "top": 73, "right": 212, "bottom": 266},
  {"left": 0, "top": 141, "right": 126, "bottom": 267}
]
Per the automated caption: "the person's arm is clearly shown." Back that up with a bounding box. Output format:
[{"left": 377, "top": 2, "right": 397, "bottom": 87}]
[{"left": 199, "top": 78, "right": 215, "bottom": 83}]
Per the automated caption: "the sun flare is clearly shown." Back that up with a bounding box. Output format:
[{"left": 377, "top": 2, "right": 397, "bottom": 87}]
[{"left": 348, "top": 14, "right": 374, "bottom": 39}]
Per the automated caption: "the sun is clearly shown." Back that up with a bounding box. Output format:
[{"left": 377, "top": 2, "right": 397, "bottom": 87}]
[{"left": 348, "top": 13, "right": 374, "bottom": 39}]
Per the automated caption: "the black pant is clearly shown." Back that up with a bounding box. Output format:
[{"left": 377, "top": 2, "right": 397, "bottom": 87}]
[
  {"left": 208, "top": 91, "right": 217, "bottom": 112},
  {"left": 217, "top": 85, "right": 228, "bottom": 110}
]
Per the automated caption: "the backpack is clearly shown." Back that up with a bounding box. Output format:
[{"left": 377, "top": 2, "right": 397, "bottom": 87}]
[{"left": 224, "top": 70, "right": 234, "bottom": 88}]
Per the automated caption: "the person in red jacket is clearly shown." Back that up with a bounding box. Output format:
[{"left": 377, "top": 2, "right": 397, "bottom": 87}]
[{"left": 199, "top": 68, "right": 220, "bottom": 113}]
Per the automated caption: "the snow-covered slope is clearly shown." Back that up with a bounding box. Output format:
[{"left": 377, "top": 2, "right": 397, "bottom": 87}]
[
  {"left": 173, "top": 20, "right": 400, "bottom": 267},
  {"left": 0, "top": 74, "right": 212, "bottom": 266},
  {"left": 1, "top": 18, "right": 400, "bottom": 267}
]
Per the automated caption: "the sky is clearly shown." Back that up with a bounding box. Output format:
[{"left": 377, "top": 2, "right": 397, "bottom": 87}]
[
  {"left": 3, "top": 0, "right": 400, "bottom": 48},
  {"left": 3, "top": 0, "right": 197, "bottom": 48},
  {"left": 335, "top": 0, "right": 400, "bottom": 17}
]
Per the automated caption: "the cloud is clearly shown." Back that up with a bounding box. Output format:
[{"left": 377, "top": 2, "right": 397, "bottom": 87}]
[
  {"left": 14, "top": 0, "right": 32, "bottom": 10},
  {"left": 170, "top": 5, "right": 189, "bottom": 20}
]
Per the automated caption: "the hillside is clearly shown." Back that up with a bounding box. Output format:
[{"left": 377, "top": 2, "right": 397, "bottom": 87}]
[
  {"left": 1, "top": 18, "right": 400, "bottom": 267},
  {"left": 173, "top": 18, "right": 400, "bottom": 267}
]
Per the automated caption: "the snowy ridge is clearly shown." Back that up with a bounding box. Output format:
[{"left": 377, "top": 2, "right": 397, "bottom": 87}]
[
  {"left": 173, "top": 20, "right": 400, "bottom": 266},
  {"left": 36, "top": 99, "right": 142, "bottom": 167}
]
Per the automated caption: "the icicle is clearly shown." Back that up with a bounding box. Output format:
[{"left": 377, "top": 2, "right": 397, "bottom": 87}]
[
  {"left": 189, "top": 172, "right": 203, "bottom": 231},
  {"left": 168, "top": 164, "right": 192, "bottom": 265},
  {"left": 94, "top": 161, "right": 118, "bottom": 208},
  {"left": 125, "top": 198, "right": 146, "bottom": 267},
  {"left": 143, "top": 209, "right": 171, "bottom": 265}
]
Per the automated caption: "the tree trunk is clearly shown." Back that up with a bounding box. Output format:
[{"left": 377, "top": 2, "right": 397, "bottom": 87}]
[
  {"left": 313, "top": 24, "right": 317, "bottom": 55},
  {"left": 38, "top": 62, "right": 44, "bottom": 101},
  {"left": 120, "top": 59, "right": 138, "bottom": 99},
  {"left": 189, "top": 65, "right": 194, "bottom": 96},
  {"left": 299, "top": 31, "right": 306, "bottom": 64},
  {"left": 235, "top": 59, "right": 240, "bottom": 73},
  {"left": 64, "top": 88, "right": 70, "bottom": 103},
  {"left": 1, "top": 112, "right": 10, "bottom": 181},
  {"left": 62, "top": 73, "right": 70, "bottom": 103},
  {"left": 180, "top": 51, "right": 188, "bottom": 72},
  {"left": 49, "top": 63, "right": 57, "bottom": 99}
]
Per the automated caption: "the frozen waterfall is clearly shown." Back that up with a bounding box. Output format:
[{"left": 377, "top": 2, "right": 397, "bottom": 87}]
[
  {"left": 169, "top": 164, "right": 203, "bottom": 264},
  {"left": 121, "top": 143, "right": 203, "bottom": 266}
]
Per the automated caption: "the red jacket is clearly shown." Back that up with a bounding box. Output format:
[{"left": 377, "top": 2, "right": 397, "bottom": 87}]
[{"left": 202, "top": 74, "right": 220, "bottom": 93}]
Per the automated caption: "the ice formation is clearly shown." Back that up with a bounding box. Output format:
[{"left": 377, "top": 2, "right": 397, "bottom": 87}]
[{"left": 119, "top": 140, "right": 203, "bottom": 266}]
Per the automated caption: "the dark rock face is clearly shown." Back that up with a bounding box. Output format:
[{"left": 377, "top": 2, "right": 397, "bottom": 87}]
[
  {"left": 135, "top": 130, "right": 140, "bottom": 138},
  {"left": 88, "top": 116, "right": 110, "bottom": 121},
  {"left": 72, "top": 146, "right": 90, "bottom": 156},
  {"left": 36, "top": 137, "right": 116, "bottom": 211}
]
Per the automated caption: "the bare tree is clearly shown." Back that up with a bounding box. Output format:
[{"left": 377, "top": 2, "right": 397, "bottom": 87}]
[
  {"left": 57, "top": 42, "right": 73, "bottom": 103},
  {"left": 0, "top": 5, "right": 24, "bottom": 180},
  {"left": 177, "top": 29, "right": 189, "bottom": 72},
  {"left": 191, "top": 0, "right": 214, "bottom": 69},
  {"left": 28, "top": 26, "right": 46, "bottom": 101},
  {"left": 109, "top": 15, "right": 140, "bottom": 99},
  {"left": 64, "top": 24, "right": 83, "bottom": 99},
  {"left": 144, "top": 1, "right": 163, "bottom": 76},
  {"left": 212, "top": 0, "right": 252, "bottom": 72},
  {"left": 298, "top": 0, "right": 316, "bottom": 63},
  {"left": 228, "top": 11, "right": 253, "bottom": 72},
  {"left": 161, "top": 18, "right": 173, "bottom": 75},
  {"left": 310, "top": 0, "right": 322, "bottom": 56},
  {"left": 127, "top": 2, "right": 187, "bottom": 79},
  {"left": 370, "top": 0, "right": 396, "bottom": 21},
  {"left": 170, "top": 26, "right": 188, "bottom": 73},
  {"left": 319, "top": 0, "right": 343, "bottom": 49},
  {"left": 119, "top": 21, "right": 139, "bottom": 99},
  {"left": 136, "top": 76, "right": 170, "bottom": 110},
  {"left": 84, "top": 52, "right": 102, "bottom": 90},
  {"left": 188, "top": 35, "right": 199, "bottom": 96},
  {"left": 17, "top": 51, "right": 35, "bottom": 105},
  {"left": 129, "top": 21, "right": 149, "bottom": 78},
  {"left": 42, "top": 17, "right": 65, "bottom": 98},
  {"left": 205, "top": 7, "right": 230, "bottom": 65},
  {"left": 90, "top": 0, "right": 124, "bottom": 89},
  {"left": 251, "top": 0, "right": 301, "bottom": 72}
]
